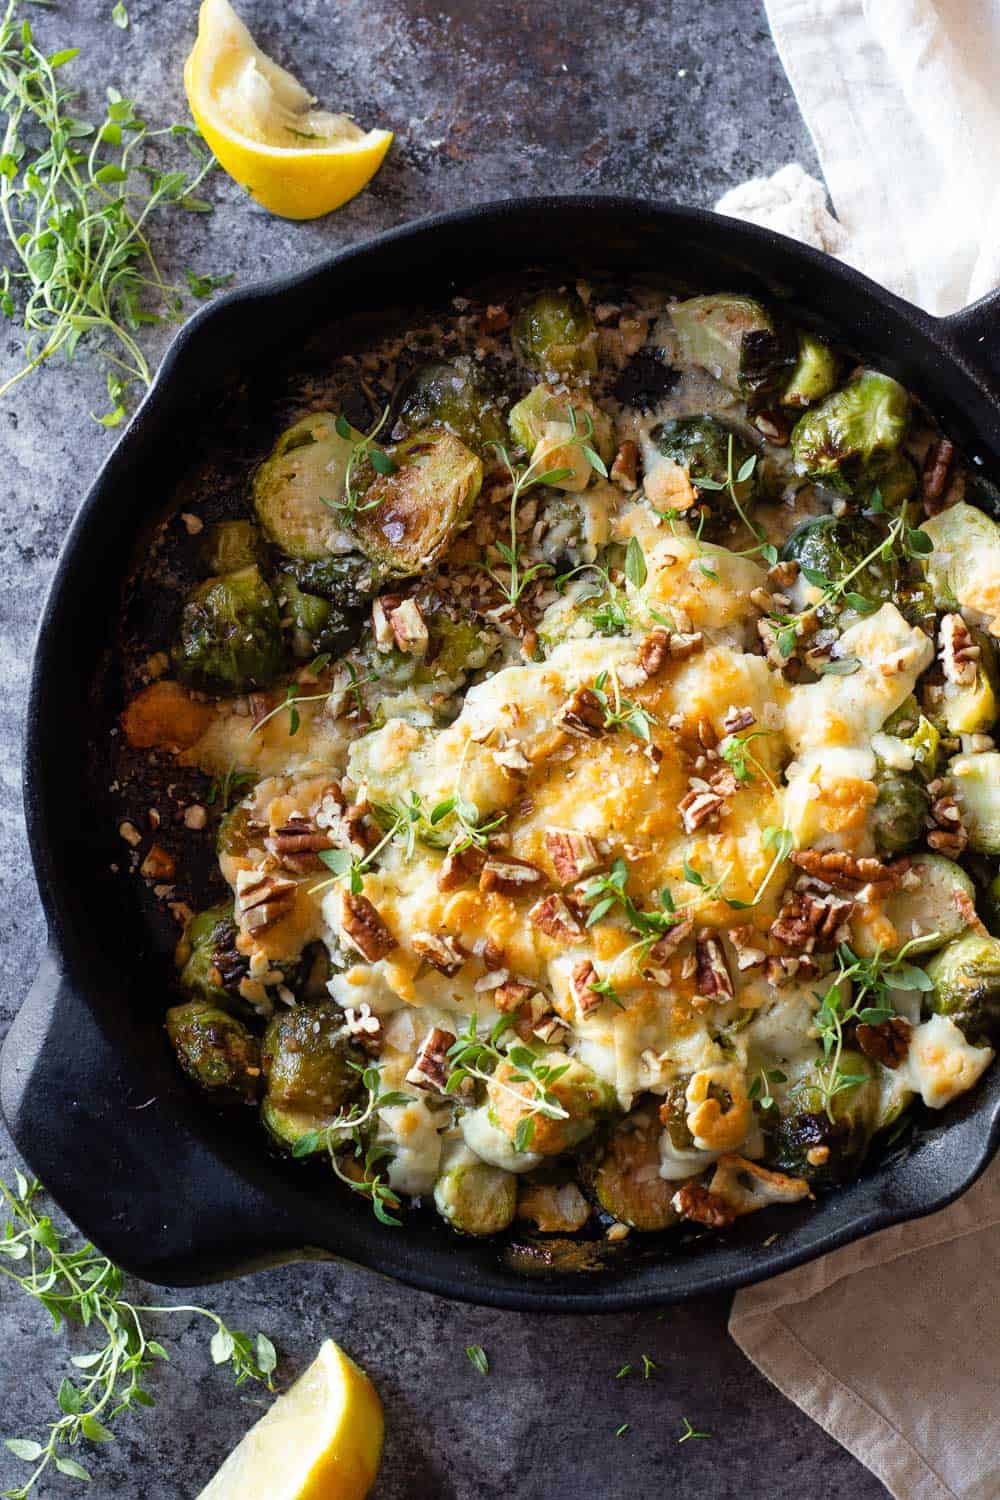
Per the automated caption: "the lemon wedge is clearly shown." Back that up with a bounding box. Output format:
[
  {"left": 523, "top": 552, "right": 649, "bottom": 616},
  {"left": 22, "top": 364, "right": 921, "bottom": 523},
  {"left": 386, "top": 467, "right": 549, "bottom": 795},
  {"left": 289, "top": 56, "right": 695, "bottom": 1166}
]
[
  {"left": 184, "top": 0, "right": 392, "bottom": 219},
  {"left": 196, "top": 1338, "right": 384, "bottom": 1500}
]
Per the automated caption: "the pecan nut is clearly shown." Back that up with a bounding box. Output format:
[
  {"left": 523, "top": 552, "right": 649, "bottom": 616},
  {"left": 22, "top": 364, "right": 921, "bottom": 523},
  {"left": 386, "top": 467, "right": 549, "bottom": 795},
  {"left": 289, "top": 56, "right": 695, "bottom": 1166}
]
[
  {"left": 694, "top": 929, "right": 733, "bottom": 1002},
  {"left": 529, "top": 893, "right": 584, "bottom": 942},
  {"left": 671, "top": 1182, "right": 736, "bottom": 1229},
  {"left": 405, "top": 1026, "right": 455, "bottom": 1093},
  {"left": 339, "top": 890, "right": 397, "bottom": 961},
  {"left": 545, "top": 828, "right": 602, "bottom": 885},
  {"left": 555, "top": 686, "right": 606, "bottom": 737},
  {"left": 790, "top": 849, "right": 910, "bottom": 896},
  {"left": 480, "top": 854, "right": 544, "bottom": 896},
  {"left": 856, "top": 1016, "right": 912, "bottom": 1069},
  {"left": 570, "top": 959, "right": 604, "bottom": 1017},
  {"left": 412, "top": 930, "right": 467, "bottom": 975}
]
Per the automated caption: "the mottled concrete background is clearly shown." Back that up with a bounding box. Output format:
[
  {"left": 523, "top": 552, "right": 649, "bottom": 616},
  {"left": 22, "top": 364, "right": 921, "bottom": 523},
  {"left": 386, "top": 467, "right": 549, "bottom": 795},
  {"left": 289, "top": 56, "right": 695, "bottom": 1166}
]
[{"left": 0, "top": 1, "right": 888, "bottom": 1496}]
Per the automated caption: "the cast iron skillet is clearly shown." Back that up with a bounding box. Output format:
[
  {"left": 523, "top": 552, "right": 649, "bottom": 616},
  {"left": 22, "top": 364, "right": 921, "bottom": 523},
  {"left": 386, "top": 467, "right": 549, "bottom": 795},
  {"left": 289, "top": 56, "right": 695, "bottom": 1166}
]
[{"left": 3, "top": 197, "right": 1000, "bottom": 1312}]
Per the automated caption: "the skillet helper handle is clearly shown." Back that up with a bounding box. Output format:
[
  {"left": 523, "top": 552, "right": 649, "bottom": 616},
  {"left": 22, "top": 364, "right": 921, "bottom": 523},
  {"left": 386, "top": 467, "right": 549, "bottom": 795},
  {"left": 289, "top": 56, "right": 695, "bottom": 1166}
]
[
  {"left": 1, "top": 943, "right": 308, "bottom": 1285},
  {"left": 942, "top": 289, "right": 1000, "bottom": 400}
]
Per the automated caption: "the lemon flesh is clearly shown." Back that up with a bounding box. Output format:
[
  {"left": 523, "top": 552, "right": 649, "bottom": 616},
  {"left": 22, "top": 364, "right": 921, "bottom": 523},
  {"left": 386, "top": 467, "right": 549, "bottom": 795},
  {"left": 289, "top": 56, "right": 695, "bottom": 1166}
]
[
  {"left": 197, "top": 1338, "right": 384, "bottom": 1500},
  {"left": 185, "top": 0, "right": 392, "bottom": 219}
]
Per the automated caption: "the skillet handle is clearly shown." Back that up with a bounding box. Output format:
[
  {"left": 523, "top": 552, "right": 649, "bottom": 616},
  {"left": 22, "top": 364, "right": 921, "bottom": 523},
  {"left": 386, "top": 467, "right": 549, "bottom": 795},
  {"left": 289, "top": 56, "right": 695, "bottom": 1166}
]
[
  {"left": 940, "top": 288, "right": 1000, "bottom": 398},
  {"left": 1, "top": 943, "right": 313, "bottom": 1285}
]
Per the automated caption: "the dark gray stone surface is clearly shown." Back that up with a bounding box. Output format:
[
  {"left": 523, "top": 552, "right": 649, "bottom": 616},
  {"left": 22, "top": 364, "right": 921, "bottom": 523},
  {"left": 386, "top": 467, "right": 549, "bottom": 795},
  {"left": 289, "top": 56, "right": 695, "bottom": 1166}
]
[{"left": 0, "top": 1, "right": 889, "bottom": 1496}]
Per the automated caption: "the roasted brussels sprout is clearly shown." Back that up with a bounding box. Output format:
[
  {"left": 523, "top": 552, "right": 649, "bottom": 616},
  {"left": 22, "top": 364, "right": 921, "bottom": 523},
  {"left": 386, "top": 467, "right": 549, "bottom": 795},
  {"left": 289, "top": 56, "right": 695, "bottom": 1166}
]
[
  {"left": 511, "top": 289, "right": 597, "bottom": 378},
  {"left": 983, "top": 873, "right": 1000, "bottom": 937},
  {"left": 433, "top": 1144, "right": 517, "bottom": 1236},
  {"left": 940, "top": 628, "right": 998, "bottom": 735},
  {"left": 781, "top": 515, "right": 896, "bottom": 613},
  {"left": 921, "top": 501, "right": 1000, "bottom": 617},
  {"left": 882, "top": 854, "right": 976, "bottom": 955},
  {"left": 253, "top": 411, "right": 364, "bottom": 561},
  {"left": 593, "top": 1101, "right": 680, "bottom": 1231},
  {"left": 765, "top": 1053, "right": 879, "bottom": 1189},
  {"left": 872, "top": 772, "right": 929, "bottom": 854},
  {"left": 949, "top": 752, "right": 1000, "bottom": 855},
  {"left": 282, "top": 551, "right": 379, "bottom": 608},
  {"left": 790, "top": 371, "right": 910, "bottom": 489},
  {"left": 486, "top": 1052, "right": 615, "bottom": 1156},
  {"left": 351, "top": 429, "right": 482, "bottom": 576},
  {"left": 175, "top": 902, "right": 248, "bottom": 1007},
  {"left": 165, "top": 1000, "right": 261, "bottom": 1104},
  {"left": 669, "top": 294, "right": 789, "bottom": 403},
  {"left": 925, "top": 932, "right": 1000, "bottom": 1044},
  {"left": 173, "top": 565, "right": 286, "bottom": 696},
  {"left": 613, "top": 347, "right": 679, "bottom": 411},
  {"left": 261, "top": 1000, "right": 366, "bottom": 1150},
  {"left": 200, "top": 519, "right": 262, "bottom": 575},
  {"left": 508, "top": 384, "right": 614, "bottom": 490},
  {"left": 650, "top": 415, "right": 756, "bottom": 506},
  {"left": 868, "top": 451, "right": 917, "bottom": 509},
  {"left": 397, "top": 358, "right": 507, "bottom": 457},
  {"left": 277, "top": 571, "right": 363, "bottom": 660},
  {"left": 782, "top": 331, "right": 839, "bottom": 407}
]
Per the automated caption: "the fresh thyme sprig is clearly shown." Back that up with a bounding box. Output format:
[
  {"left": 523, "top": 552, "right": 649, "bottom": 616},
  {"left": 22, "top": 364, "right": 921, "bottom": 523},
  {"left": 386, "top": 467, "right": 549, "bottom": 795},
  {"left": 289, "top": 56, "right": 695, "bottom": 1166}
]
[
  {"left": 811, "top": 938, "right": 935, "bottom": 1117},
  {"left": 719, "top": 729, "right": 779, "bottom": 793},
  {"left": 444, "top": 1015, "right": 570, "bottom": 1154},
  {"left": 590, "top": 667, "right": 657, "bottom": 741},
  {"left": 554, "top": 560, "right": 632, "bottom": 637},
  {"left": 690, "top": 432, "right": 777, "bottom": 565},
  {"left": 484, "top": 406, "right": 607, "bottom": 608},
  {"left": 249, "top": 661, "right": 377, "bottom": 739},
  {"left": 0, "top": 1174, "right": 276, "bottom": 1498},
  {"left": 0, "top": 2, "right": 223, "bottom": 418},
  {"left": 204, "top": 765, "right": 257, "bottom": 810},
  {"left": 312, "top": 802, "right": 415, "bottom": 896},
  {"left": 678, "top": 1417, "right": 711, "bottom": 1444},
  {"left": 324, "top": 408, "right": 397, "bottom": 521},
  {"left": 581, "top": 858, "right": 684, "bottom": 977},
  {"left": 747, "top": 1066, "right": 787, "bottom": 1111},
  {"left": 427, "top": 736, "right": 507, "bottom": 853},
  {"left": 724, "top": 824, "right": 794, "bottom": 912},
  {"left": 291, "top": 1062, "right": 412, "bottom": 1227}
]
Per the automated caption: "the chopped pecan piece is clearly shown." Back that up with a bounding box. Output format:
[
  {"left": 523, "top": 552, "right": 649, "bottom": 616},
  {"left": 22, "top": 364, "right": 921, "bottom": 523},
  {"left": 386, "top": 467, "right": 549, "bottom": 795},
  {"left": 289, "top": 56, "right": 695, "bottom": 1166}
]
[
  {"left": 265, "top": 816, "right": 334, "bottom": 873},
  {"left": 387, "top": 597, "right": 429, "bottom": 654},
  {"left": 671, "top": 1182, "right": 736, "bottom": 1229},
  {"left": 728, "top": 924, "right": 767, "bottom": 971},
  {"left": 529, "top": 893, "right": 584, "bottom": 942},
  {"left": 555, "top": 686, "right": 606, "bottom": 737},
  {"left": 481, "top": 303, "right": 510, "bottom": 335},
  {"left": 939, "top": 613, "right": 979, "bottom": 687},
  {"left": 767, "top": 558, "right": 799, "bottom": 591},
  {"left": 678, "top": 787, "right": 725, "bottom": 834},
  {"left": 339, "top": 890, "right": 397, "bottom": 961},
  {"left": 770, "top": 884, "right": 854, "bottom": 953},
  {"left": 753, "top": 409, "right": 792, "bottom": 445},
  {"left": 570, "top": 959, "right": 604, "bottom": 1017},
  {"left": 480, "top": 854, "right": 545, "bottom": 896},
  {"left": 343, "top": 1002, "right": 383, "bottom": 1054},
  {"left": 668, "top": 630, "right": 704, "bottom": 660},
  {"left": 637, "top": 628, "right": 671, "bottom": 678},
  {"left": 533, "top": 1014, "right": 569, "bottom": 1046},
  {"left": 405, "top": 1026, "right": 455, "bottom": 1093},
  {"left": 790, "top": 849, "right": 910, "bottom": 896},
  {"left": 694, "top": 930, "right": 733, "bottom": 1001},
  {"left": 708, "top": 765, "right": 739, "bottom": 798},
  {"left": 412, "top": 931, "right": 466, "bottom": 975},
  {"left": 765, "top": 953, "right": 819, "bottom": 987},
  {"left": 610, "top": 439, "right": 639, "bottom": 490},
  {"left": 928, "top": 794, "right": 968, "bottom": 857},
  {"left": 642, "top": 913, "right": 694, "bottom": 972},
  {"left": 856, "top": 1016, "right": 912, "bottom": 1069},
  {"left": 921, "top": 437, "right": 955, "bottom": 515},
  {"left": 437, "top": 841, "right": 486, "bottom": 892},
  {"left": 492, "top": 979, "right": 537, "bottom": 1013},
  {"left": 139, "top": 844, "right": 175, "bottom": 881},
  {"left": 235, "top": 869, "right": 297, "bottom": 933},
  {"left": 723, "top": 705, "right": 756, "bottom": 734},
  {"left": 545, "top": 828, "right": 602, "bottom": 885}
]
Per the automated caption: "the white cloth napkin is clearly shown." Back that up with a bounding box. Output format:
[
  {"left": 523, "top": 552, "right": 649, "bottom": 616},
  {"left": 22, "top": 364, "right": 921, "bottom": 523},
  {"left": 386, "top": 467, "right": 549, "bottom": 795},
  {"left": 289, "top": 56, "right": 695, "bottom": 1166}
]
[
  {"left": 716, "top": 0, "right": 1000, "bottom": 315},
  {"left": 717, "top": 5, "right": 1000, "bottom": 1496}
]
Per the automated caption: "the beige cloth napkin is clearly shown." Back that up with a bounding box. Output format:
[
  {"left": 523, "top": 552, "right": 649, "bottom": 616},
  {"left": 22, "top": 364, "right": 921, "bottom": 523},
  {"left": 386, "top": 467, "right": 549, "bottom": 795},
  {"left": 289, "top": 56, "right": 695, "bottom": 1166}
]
[{"left": 714, "top": 3, "right": 1000, "bottom": 1495}]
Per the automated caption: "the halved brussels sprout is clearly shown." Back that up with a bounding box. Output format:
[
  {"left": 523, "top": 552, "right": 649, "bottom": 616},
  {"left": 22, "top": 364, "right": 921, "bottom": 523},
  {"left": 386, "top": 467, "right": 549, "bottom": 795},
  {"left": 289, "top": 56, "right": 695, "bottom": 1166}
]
[
  {"left": 277, "top": 571, "right": 363, "bottom": 661},
  {"left": 921, "top": 502, "right": 1000, "bottom": 621},
  {"left": 650, "top": 415, "right": 755, "bottom": 506},
  {"left": 351, "top": 429, "right": 482, "bottom": 576},
  {"left": 765, "top": 1052, "right": 879, "bottom": 1189},
  {"left": 253, "top": 411, "right": 365, "bottom": 561},
  {"left": 511, "top": 289, "right": 597, "bottom": 378},
  {"left": 175, "top": 902, "right": 246, "bottom": 1008},
  {"left": 433, "top": 1143, "right": 517, "bottom": 1236},
  {"left": 593, "top": 1101, "right": 680, "bottom": 1231},
  {"left": 397, "top": 358, "right": 507, "bottom": 456},
  {"left": 950, "top": 752, "right": 1000, "bottom": 854},
  {"left": 925, "top": 932, "right": 1000, "bottom": 1044},
  {"left": 872, "top": 772, "right": 929, "bottom": 855},
  {"left": 166, "top": 1000, "right": 261, "bottom": 1104},
  {"left": 782, "top": 331, "right": 839, "bottom": 407},
  {"left": 200, "top": 519, "right": 262, "bottom": 575},
  {"left": 781, "top": 515, "right": 897, "bottom": 612},
  {"left": 881, "top": 854, "right": 976, "bottom": 956},
  {"left": 486, "top": 1052, "right": 616, "bottom": 1157},
  {"left": 282, "top": 552, "right": 379, "bottom": 608},
  {"left": 173, "top": 565, "right": 286, "bottom": 696},
  {"left": 983, "top": 872, "right": 1000, "bottom": 937},
  {"left": 868, "top": 452, "right": 917, "bottom": 510},
  {"left": 508, "top": 384, "right": 614, "bottom": 492},
  {"left": 669, "top": 293, "right": 781, "bottom": 395},
  {"left": 940, "top": 628, "right": 998, "bottom": 735},
  {"left": 261, "top": 1000, "right": 366, "bottom": 1150},
  {"left": 790, "top": 371, "right": 910, "bottom": 489}
]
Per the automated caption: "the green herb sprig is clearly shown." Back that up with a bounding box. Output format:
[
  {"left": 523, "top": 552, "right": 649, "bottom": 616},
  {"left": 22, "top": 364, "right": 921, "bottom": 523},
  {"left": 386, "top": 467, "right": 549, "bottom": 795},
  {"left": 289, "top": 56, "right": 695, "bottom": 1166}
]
[
  {"left": 589, "top": 667, "right": 657, "bottom": 742},
  {"left": 324, "top": 408, "right": 397, "bottom": 522},
  {"left": 0, "top": 1174, "right": 276, "bottom": 1498},
  {"left": 291, "top": 1063, "right": 413, "bottom": 1227},
  {"left": 444, "top": 1016, "right": 570, "bottom": 1154},
  {"left": 691, "top": 433, "right": 777, "bottom": 565},
  {"left": 0, "top": 3, "right": 223, "bottom": 419}
]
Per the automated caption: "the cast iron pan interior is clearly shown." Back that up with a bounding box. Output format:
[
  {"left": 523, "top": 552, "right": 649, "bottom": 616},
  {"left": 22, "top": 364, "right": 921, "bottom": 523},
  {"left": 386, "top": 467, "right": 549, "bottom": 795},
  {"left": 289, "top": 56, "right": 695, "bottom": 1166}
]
[{"left": 4, "top": 197, "right": 1000, "bottom": 1311}]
